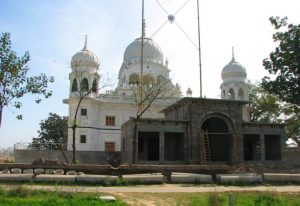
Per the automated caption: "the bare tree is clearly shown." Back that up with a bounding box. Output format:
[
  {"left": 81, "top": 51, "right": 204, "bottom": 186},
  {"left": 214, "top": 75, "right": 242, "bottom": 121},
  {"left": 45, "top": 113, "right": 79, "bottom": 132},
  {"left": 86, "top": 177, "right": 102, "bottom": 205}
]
[
  {"left": 69, "top": 67, "right": 111, "bottom": 164},
  {"left": 131, "top": 75, "right": 177, "bottom": 163}
]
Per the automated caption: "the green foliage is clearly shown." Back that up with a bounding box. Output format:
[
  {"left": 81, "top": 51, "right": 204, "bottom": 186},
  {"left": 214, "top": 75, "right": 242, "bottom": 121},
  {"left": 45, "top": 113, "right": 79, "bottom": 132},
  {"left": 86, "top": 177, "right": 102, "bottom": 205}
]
[
  {"left": 0, "top": 32, "right": 54, "bottom": 125},
  {"left": 208, "top": 193, "right": 226, "bottom": 206},
  {"left": 32, "top": 113, "right": 68, "bottom": 150},
  {"left": 254, "top": 194, "right": 281, "bottom": 206},
  {"left": 249, "top": 81, "right": 287, "bottom": 123},
  {"left": 0, "top": 188, "right": 127, "bottom": 206},
  {"left": 262, "top": 16, "right": 300, "bottom": 106},
  {"left": 249, "top": 81, "right": 300, "bottom": 145},
  {"left": 113, "top": 177, "right": 129, "bottom": 186}
]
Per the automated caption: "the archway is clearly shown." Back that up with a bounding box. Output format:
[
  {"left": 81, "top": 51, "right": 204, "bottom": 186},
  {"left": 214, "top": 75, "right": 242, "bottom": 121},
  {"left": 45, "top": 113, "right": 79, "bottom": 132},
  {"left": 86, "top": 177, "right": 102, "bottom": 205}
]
[
  {"left": 201, "top": 117, "right": 232, "bottom": 162},
  {"left": 81, "top": 78, "right": 89, "bottom": 91},
  {"left": 228, "top": 88, "right": 235, "bottom": 100},
  {"left": 143, "top": 74, "right": 154, "bottom": 85},
  {"left": 129, "top": 73, "right": 139, "bottom": 85},
  {"left": 92, "top": 79, "right": 97, "bottom": 92},
  {"left": 71, "top": 79, "right": 78, "bottom": 92}
]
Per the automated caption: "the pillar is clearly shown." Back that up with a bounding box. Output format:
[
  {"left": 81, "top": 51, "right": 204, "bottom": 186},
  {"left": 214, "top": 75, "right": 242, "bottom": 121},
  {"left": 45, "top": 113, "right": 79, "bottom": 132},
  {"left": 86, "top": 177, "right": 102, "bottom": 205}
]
[
  {"left": 159, "top": 131, "right": 165, "bottom": 162},
  {"left": 260, "top": 134, "right": 265, "bottom": 161}
]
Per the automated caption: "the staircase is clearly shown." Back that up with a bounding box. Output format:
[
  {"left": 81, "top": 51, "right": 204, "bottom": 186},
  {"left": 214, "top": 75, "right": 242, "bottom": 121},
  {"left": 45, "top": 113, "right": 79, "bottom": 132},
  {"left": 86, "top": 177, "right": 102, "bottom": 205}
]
[{"left": 202, "top": 130, "right": 211, "bottom": 162}]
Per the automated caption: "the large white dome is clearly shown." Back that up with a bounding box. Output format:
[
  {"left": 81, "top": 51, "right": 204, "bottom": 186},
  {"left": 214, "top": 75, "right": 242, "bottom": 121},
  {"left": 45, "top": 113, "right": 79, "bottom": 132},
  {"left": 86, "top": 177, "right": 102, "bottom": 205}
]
[
  {"left": 123, "top": 37, "right": 164, "bottom": 65},
  {"left": 221, "top": 57, "right": 247, "bottom": 82},
  {"left": 71, "top": 38, "right": 99, "bottom": 69}
]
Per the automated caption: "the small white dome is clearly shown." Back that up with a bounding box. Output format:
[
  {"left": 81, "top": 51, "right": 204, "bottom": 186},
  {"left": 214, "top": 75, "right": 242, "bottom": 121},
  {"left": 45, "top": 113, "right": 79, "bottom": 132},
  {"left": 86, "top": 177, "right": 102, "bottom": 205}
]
[
  {"left": 221, "top": 56, "right": 247, "bottom": 82},
  {"left": 123, "top": 37, "right": 163, "bottom": 65},
  {"left": 71, "top": 37, "right": 99, "bottom": 69}
]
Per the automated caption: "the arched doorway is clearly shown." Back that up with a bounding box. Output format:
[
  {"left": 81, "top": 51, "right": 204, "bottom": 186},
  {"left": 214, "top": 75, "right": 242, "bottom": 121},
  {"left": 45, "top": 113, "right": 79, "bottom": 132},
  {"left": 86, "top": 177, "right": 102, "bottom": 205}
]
[{"left": 201, "top": 117, "right": 232, "bottom": 162}]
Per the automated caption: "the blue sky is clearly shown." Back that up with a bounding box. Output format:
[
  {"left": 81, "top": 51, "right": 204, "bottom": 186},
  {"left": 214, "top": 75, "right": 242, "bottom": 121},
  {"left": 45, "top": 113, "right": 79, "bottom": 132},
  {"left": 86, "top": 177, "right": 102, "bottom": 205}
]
[{"left": 0, "top": 0, "right": 299, "bottom": 148}]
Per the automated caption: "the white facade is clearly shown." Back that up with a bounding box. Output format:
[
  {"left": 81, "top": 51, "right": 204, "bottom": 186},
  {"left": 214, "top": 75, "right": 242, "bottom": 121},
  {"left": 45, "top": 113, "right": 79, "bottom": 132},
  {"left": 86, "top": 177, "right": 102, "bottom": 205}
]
[
  {"left": 64, "top": 37, "right": 251, "bottom": 152},
  {"left": 64, "top": 36, "right": 181, "bottom": 152},
  {"left": 220, "top": 49, "right": 250, "bottom": 121}
]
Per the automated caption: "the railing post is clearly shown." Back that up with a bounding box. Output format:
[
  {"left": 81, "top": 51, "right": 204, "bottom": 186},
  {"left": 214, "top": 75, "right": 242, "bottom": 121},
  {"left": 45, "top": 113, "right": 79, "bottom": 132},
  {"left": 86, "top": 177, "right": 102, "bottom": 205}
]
[{"left": 229, "top": 193, "right": 234, "bottom": 206}]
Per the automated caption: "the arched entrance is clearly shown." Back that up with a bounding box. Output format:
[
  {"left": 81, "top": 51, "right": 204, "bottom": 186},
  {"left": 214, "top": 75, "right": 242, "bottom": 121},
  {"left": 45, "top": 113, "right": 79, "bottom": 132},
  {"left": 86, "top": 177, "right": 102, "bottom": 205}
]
[{"left": 201, "top": 117, "right": 232, "bottom": 162}]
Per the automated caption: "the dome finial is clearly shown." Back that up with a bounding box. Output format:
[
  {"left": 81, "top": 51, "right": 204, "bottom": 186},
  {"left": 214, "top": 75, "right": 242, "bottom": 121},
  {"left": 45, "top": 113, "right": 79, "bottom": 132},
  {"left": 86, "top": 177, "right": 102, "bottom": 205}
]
[
  {"left": 83, "top": 35, "right": 87, "bottom": 50},
  {"left": 231, "top": 47, "right": 236, "bottom": 62}
]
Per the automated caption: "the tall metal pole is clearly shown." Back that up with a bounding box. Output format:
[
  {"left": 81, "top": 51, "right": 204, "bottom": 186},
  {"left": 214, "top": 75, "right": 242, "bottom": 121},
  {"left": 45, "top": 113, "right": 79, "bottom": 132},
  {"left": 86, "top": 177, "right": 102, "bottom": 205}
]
[
  {"left": 197, "top": 0, "right": 203, "bottom": 98},
  {"left": 133, "top": 0, "right": 145, "bottom": 164},
  {"left": 140, "top": 0, "right": 145, "bottom": 113}
]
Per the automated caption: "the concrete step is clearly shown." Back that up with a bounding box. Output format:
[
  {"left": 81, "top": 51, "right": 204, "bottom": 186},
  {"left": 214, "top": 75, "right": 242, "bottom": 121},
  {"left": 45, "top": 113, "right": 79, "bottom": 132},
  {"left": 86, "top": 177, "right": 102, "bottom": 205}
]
[
  {"left": 76, "top": 175, "right": 118, "bottom": 184},
  {"left": 0, "top": 174, "right": 33, "bottom": 181},
  {"left": 35, "top": 174, "right": 75, "bottom": 183},
  {"left": 264, "top": 173, "right": 300, "bottom": 183},
  {"left": 122, "top": 173, "right": 164, "bottom": 184},
  {"left": 171, "top": 173, "right": 212, "bottom": 184},
  {"left": 217, "top": 174, "right": 262, "bottom": 184}
]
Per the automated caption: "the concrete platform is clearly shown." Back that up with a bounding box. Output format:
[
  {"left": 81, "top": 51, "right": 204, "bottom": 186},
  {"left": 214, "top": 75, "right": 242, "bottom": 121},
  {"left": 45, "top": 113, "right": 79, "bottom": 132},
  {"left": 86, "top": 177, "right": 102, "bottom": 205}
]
[
  {"left": 171, "top": 173, "right": 212, "bottom": 184},
  {"left": 216, "top": 174, "right": 262, "bottom": 184},
  {"left": 35, "top": 174, "right": 75, "bottom": 183},
  {"left": 122, "top": 173, "right": 164, "bottom": 184},
  {"left": 76, "top": 175, "right": 118, "bottom": 184},
  {"left": 0, "top": 174, "right": 33, "bottom": 181},
  {"left": 264, "top": 173, "right": 300, "bottom": 183}
]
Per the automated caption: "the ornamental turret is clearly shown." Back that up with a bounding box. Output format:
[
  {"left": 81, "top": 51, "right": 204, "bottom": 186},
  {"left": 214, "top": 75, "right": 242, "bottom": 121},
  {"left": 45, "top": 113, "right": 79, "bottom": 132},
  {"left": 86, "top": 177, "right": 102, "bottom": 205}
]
[{"left": 69, "top": 36, "right": 100, "bottom": 98}]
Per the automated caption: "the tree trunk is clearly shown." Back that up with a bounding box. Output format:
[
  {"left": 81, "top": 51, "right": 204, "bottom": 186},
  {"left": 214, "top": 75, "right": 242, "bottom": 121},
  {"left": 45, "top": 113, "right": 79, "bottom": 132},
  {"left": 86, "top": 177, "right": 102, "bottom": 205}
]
[
  {"left": 132, "top": 122, "right": 138, "bottom": 164},
  {"left": 72, "top": 126, "right": 76, "bottom": 164},
  {"left": 59, "top": 144, "right": 69, "bottom": 164}
]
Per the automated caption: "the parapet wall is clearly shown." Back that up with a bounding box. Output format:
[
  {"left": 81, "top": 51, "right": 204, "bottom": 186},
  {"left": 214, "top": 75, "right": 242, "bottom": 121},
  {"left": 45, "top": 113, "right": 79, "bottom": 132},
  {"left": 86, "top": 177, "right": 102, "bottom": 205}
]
[
  {"left": 14, "top": 149, "right": 120, "bottom": 165},
  {"left": 285, "top": 148, "right": 300, "bottom": 167}
]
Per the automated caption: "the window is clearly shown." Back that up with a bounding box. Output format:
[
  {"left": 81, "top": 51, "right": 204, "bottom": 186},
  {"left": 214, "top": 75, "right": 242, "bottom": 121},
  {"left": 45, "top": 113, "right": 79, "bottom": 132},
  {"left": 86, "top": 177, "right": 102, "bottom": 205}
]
[
  {"left": 92, "top": 79, "right": 97, "bottom": 92},
  {"left": 72, "top": 79, "right": 78, "bottom": 92},
  {"left": 81, "top": 108, "right": 87, "bottom": 116},
  {"left": 81, "top": 78, "right": 89, "bottom": 91},
  {"left": 80, "top": 135, "right": 86, "bottom": 143},
  {"left": 105, "top": 142, "right": 115, "bottom": 152},
  {"left": 106, "top": 116, "right": 115, "bottom": 126}
]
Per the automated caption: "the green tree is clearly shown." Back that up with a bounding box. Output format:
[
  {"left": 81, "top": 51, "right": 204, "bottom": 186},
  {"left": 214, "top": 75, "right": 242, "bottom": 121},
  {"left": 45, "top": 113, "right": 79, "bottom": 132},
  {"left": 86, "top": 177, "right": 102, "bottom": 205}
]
[
  {"left": 249, "top": 81, "right": 300, "bottom": 146},
  {"left": 32, "top": 113, "right": 68, "bottom": 150},
  {"left": 0, "top": 32, "right": 54, "bottom": 127},
  {"left": 262, "top": 16, "right": 300, "bottom": 106}
]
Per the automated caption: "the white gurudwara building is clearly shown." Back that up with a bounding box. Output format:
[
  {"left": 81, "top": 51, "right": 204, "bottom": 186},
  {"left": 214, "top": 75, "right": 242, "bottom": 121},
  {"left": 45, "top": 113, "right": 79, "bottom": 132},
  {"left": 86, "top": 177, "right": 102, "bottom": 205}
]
[
  {"left": 63, "top": 36, "right": 182, "bottom": 152},
  {"left": 63, "top": 32, "right": 252, "bottom": 154}
]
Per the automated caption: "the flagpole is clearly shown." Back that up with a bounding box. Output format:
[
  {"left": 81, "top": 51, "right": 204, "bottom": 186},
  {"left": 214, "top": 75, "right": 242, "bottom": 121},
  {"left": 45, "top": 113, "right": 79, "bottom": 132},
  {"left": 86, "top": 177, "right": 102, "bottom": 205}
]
[
  {"left": 197, "top": 0, "right": 202, "bottom": 98},
  {"left": 140, "top": 0, "right": 145, "bottom": 114}
]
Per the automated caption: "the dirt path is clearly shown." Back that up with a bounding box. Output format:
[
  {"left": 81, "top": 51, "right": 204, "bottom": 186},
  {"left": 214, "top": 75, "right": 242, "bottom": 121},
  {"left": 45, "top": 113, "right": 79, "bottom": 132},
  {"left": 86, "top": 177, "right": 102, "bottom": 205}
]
[{"left": 1, "top": 184, "right": 300, "bottom": 193}]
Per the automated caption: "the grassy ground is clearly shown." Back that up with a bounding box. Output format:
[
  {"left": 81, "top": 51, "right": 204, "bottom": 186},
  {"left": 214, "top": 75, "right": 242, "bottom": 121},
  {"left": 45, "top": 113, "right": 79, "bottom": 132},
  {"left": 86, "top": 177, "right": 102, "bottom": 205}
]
[
  {"left": 114, "top": 192, "right": 300, "bottom": 206},
  {"left": 1, "top": 186, "right": 300, "bottom": 206},
  {"left": 0, "top": 186, "right": 127, "bottom": 206}
]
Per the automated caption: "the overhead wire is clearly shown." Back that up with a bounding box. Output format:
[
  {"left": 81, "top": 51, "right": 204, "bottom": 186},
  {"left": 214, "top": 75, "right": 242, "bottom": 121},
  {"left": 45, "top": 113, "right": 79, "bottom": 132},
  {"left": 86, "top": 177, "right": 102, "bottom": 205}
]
[
  {"left": 154, "top": 0, "right": 169, "bottom": 16},
  {"left": 151, "top": 20, "right": 168, "bottom": 38},
  {"left": 174, "top": 21, "right": 198, "bottom": 50},
  {"left": 151, "top": 0, "right": 197, "bottom": 50},
  {"left": 174, "top": 0, "right": 191, "bottom": 16}
]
